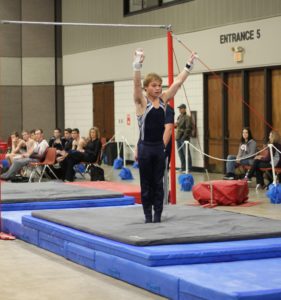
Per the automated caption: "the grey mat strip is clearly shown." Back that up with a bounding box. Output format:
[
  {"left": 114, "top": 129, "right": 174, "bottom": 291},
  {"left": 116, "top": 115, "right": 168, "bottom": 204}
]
[{"left": 1, "top": 182, "right": 123, "bottom": 203}]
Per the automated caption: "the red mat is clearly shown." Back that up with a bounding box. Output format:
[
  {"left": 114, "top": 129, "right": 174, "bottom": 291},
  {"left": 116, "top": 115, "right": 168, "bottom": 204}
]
[{"left": 68, "top": 181, "right": 142, "bottom": 204}]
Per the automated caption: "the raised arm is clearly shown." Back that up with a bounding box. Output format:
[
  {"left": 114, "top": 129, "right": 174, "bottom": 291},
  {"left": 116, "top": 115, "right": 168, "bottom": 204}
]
[
  {"left": 162, "top": 53, "right": 197, "bottom": 103},
  {"left": 133, "top": 49, "right": 147, "bottom": 116}
]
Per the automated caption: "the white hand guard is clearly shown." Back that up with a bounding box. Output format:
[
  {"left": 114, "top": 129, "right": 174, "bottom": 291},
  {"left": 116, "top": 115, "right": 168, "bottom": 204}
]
[
  {"left": 184, "top": 52, "right": 198, "bottom": 72},
  {"left": 133, "top": 48, "right": 144, "bottom": 71}
]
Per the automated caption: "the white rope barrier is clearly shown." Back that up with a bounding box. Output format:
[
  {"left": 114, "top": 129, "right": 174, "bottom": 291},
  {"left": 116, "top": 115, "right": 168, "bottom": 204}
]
[
  {"left": 184, "top": 141, "right": 268, "bottom": 162},
  {"left": 0, "top": 20, "right": 170, "bottom": 30},
  {"left": 272, "top": 144, "right": 281, "bottom": 155}
]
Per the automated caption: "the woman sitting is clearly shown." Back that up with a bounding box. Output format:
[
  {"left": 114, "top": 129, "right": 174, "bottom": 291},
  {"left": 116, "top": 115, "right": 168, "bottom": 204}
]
[
  {"left": 61, "top": 127, "right": 102, "bottom": 182},
  {"left": 246, "top": 130, "right": 281, "bottom": 189},
  {"left": 223, "top": 127, "right": 257, "bottom": 180}
]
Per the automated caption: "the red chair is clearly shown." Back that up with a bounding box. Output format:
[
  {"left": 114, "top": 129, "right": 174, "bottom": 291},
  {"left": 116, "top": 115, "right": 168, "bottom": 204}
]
[{"left": 28, "top": 148, "right": 58, "bottom": 182}]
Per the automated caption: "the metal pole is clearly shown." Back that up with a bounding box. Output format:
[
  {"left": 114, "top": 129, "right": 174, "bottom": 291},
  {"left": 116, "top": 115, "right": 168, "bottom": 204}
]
[
  {"left": 0, "top": 20, "right": 169, "bottom": 29},
  {"left": 167, "top": 30, "right": 176, "bottom": 205}
]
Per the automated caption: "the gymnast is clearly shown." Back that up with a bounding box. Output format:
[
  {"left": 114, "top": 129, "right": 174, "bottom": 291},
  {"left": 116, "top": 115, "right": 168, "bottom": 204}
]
[{"left": 133, "top": 48, "right": 196, "bottom": 223}]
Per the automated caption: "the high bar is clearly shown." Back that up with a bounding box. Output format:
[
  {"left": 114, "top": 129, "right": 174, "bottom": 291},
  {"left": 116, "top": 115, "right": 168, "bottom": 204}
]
[{"left": 0, "top": 20, "right": 171, "bottom": 30}]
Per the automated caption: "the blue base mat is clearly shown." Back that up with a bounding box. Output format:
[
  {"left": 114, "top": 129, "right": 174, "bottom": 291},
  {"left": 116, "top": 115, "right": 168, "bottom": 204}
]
[
  {"left": 160, "top": 258, "right": 281, "bottom": 299},
  {"left": 1, "top": 196, "right": 135, "bottom": 211},
  {"left": 3, "top": 210, "right": 281, "bottom": 299},
  {"left": 3, "top": 211, "right": 281, "bottom": 267}
]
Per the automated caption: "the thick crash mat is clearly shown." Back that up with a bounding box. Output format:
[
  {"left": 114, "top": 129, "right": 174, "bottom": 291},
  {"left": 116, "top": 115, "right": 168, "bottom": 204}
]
[
  {"left": 192, "top": 180, "right": 248, "bottom": 206},
  {"left": 31, "top": 205, "right": 281, "bottom": 246},
  {"left": 68, "top": 181, "right": 142, "bottom": 204}
]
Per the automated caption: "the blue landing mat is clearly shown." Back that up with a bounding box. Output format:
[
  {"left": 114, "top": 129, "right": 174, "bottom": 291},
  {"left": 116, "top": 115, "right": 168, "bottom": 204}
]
[
  {"left": 159, "top": 258, "right": 281, "bottom": 299},
  {"left": 1, "top": 196, "right": 135, "bottom": 211},
  {"left": 4, "top": 211, "right": 281, "bottom": 299},
  {"left": 10, "top": 212, "right": 281, "bottom": 266}
]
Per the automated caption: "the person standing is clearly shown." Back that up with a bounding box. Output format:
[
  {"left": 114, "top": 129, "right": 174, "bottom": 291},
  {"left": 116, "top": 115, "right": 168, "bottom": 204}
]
[
  {"left": 133, "top": 48, "right": 196, "bottom": 223},
  {"left": 175, "top": 104, "right": 193, "bottom": 172}
]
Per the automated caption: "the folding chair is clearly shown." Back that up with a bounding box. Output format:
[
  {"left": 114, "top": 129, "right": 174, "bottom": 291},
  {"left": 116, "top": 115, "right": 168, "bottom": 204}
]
[{"left": 28, "top": 147, "right": 58, "bottom": 182}]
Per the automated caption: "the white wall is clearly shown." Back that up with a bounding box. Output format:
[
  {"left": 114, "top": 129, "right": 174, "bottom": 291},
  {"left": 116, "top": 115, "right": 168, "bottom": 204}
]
[
  {"left": 64, "top": 84, "right": 93, "bottom": 137},
  {"left": 63, "top": 16, "right": 281, "bottom": 85}
]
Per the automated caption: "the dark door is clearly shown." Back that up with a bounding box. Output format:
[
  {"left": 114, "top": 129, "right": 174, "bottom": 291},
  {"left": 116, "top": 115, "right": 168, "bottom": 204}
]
[
  {"left": 93, "top": 82, "right": 114, "bottom": 139},
  {"left": 205, "top": 67, "right": 281, "bottom": 173}
]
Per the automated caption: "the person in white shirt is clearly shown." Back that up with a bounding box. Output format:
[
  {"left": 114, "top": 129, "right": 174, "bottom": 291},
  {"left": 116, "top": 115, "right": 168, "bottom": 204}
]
[{"left": 1, "top": 129, "right": 48, "bottom": 180}]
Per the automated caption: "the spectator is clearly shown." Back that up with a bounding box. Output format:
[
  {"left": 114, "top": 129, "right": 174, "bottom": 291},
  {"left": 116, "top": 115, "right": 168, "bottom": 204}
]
[
  {"left": 60, "top": 127, "right": 102, "bottom": 182},
  {"left": 5, "top": 131, "right": 25, "bottom": 164},
  {"left": 246, "top": 130, "right": 281, "bottom": 189},
  {"left": 175, "top": 104, "right": 193, "bottom": 172},
  {"left": 49, "top": 128, "right": 66, "bottom": 151},
  {"left": 63, "top": 128, "right": 73, "bottom": 152},
  {"left": 223, "top": 127, "right": 257, "bottom": 180},
  {"left": 0, "top": 129, "right": 48, "bottom": 180}
]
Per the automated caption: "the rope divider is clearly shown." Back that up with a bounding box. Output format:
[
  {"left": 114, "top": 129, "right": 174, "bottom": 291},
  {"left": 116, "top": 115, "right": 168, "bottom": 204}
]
[{"left": 184, "top": 140, "right": 269, "bottom": 162}]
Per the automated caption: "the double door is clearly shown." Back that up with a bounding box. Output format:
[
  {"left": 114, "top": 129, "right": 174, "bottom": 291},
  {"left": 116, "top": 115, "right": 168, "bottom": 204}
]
[{"left": 205, "top": 68, "right": 281, "bottom": 173}]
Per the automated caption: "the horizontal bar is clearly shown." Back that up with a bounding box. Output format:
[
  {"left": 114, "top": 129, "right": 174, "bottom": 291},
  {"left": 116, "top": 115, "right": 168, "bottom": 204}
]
[{"left": 0, "top": 20, "right": 171, "bottom": 30}]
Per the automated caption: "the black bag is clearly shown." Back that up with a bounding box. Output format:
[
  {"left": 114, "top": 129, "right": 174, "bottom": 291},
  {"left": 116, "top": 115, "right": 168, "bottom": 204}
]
[
  {"left": 10, "top": 175, "right": 29, "bottom": 183},
  {"left": 90, "top": 165, "right": 105, "bottom": 181}
]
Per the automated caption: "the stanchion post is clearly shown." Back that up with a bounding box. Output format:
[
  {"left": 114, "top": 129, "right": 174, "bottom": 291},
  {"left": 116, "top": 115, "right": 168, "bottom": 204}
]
[
  {"left": 167, "top": 30, "right": 176, "bottom": 205},
  {"left": 268, "top": 144, "right": 277, "bottom": 185}
]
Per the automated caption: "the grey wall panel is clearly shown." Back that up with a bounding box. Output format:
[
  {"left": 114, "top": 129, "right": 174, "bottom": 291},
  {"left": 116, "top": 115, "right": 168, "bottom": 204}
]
[
  {"left": 21, "top": 26, "right": 55, "bottom": 57},
  {"left": 21, "top": 0, "right": 54, "bottom": 21},
  {"left": 0, "top": 86, "right": 22, "bottom": 139},
  {"left": 22, "top": 86, "right": 56, "bottom": 137},
  {"left": 22, "top": 57, "right": 55, "bottom": 85},
  {"left": 0, "top": 57, "right": 21, "bottom": 85},
  {"left": 62, "top": 0, "right": 281, "bottom": 55},
  {"left": 56, "top": 85, "right": 64, "bottom": 131},
  {"left": 21, "top": 0, "right": 55, "bottom": 56},
  {"left": 0, "top": 26, "right": 22, "bottom": 57},
  {"left": 0, "top": 0, "right": 21, "bottom": 19},
  {"left": 0, "top": 0, "right": 21, "bottom": 57}
]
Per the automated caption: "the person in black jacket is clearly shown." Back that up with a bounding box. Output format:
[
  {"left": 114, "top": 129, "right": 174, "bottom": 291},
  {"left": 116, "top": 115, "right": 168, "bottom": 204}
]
[
  {"left": 61, "top": 127, "right": 102, "bottom": 182},
  {"left": 48, "top": 128, "right": 66, "bottom": 151}
]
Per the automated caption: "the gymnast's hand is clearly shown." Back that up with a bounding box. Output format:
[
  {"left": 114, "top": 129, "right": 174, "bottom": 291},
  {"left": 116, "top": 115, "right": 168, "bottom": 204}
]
[
  {"left": 133, "top": 48, "right": 145, "bottom": 70},
  {"left": 185, "top": 52, "right": 198, "bottom": 72}
]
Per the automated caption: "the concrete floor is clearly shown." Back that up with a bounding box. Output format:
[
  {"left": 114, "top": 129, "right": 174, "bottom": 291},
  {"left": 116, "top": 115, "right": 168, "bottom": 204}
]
[{"left": 1, "top": 165, "right": 281, "bottom": 300}]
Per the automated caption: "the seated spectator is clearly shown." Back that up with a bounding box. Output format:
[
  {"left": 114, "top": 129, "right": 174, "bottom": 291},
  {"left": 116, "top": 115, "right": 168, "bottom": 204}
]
[
  {"left": 61, "top": 127, "right": 102, "bottom": 182},
  {"left": 223, "top": 127, "right": 257, "bottom": 180},
  {"left": 0, "top": 129, "right": 49, "bottom": 180},
  {"left": 5, "top": 131, "right": 26, "bottom": 164},
  {"left": 63, "top": 128, "right": 73, "bottom": 152},
  {"left": 57, "top": 128, "right": 84, "bottom": 162},
  {"left": 21, "top": 130, "right": 36, "bottom": 155},
  {"left": 49, "top": 128, "right": 66, "bottom": 151},
  {"left": 30, "top": 129, "right": 36, "bottom": 140},
  {"left": 71, "top": 128, "right": 86, "bottom": 151},
  {"left": 246, "top": 130, "right": 281, "bottom": 189}
]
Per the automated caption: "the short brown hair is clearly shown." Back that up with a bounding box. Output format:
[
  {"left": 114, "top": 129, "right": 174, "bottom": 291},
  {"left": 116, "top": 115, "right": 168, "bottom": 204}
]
[{"left": 143, "top": 73, "right": 162, "bottom": 88}]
